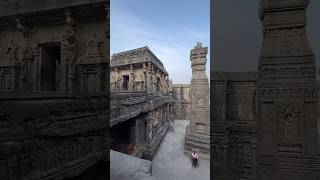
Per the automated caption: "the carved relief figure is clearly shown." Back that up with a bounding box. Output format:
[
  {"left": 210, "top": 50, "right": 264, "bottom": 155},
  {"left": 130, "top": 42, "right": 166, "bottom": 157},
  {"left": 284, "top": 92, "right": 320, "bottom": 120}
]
[
  {"left": 63, "top": 12, "right": 77, "bottom": 85},
  {"left": 212, "top": 143, "right": 223, "bottom": 162},
  {"left": 283, "top": 106, "right": 296, "bottom": 139},
  {"left": 6, "top": 41, "right": 18, "bottom": 59},
  {"left": 129, "top": 65, "right": 135, "bottom": 91},
  {"left": 114, "top": 67, "right": 121, "bottom": 90},
  {"left": 143, "top": 63, "right": 147, "bottom": 90}
]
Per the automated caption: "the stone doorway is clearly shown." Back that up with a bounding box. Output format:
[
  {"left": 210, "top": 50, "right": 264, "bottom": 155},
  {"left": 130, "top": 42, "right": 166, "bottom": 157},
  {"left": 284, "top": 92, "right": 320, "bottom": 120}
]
[
  {"left": 122, "top": 75, "right": 129, "bottom": 90},
  {"left": 40, "top": 43, "right": 61, "bottom": 91},
  {"left": 111, "top": 119, "right": 137, "bottom": 154}
]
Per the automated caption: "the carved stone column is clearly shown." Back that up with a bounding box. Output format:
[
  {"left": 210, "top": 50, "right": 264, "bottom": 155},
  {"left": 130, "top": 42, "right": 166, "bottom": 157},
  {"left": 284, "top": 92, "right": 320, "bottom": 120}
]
[
  {"left": 151, "top": 65, "right": 155, "bottom": 92},
  {"left": 165, "top": 75, "right": 169, "bottom": 94},
  {"left": 257, "top": 0, "right": 320, "bottom": 179},
  {"left": 143, "top": 115, "right": 153, "bottom": 159},
  {"left": 61, "top": 11, "right": 77, "bottom": 91},
  {"left": 104, "top": 2, "right": 110, "bottom": 40},
  {"left": 160, "top": 74, "right": 164, "bottom": 93},
  {"left": 143, "top": 63, "right": 147, "bottom": 91},
  {"left": 185, "top": 42, "right": 210, "bottom": 158},
  {"left": 16, "top": 18, "right": 35, "bottom": 90},
  {"left": 129, "top": 65, "right": 134, "bottom": 91},
  {"left": 146, "top": 62, "right": 152, "bottom": 93},
  {"left": 114, "top": 67, "right": 120, "bottom": 91}
]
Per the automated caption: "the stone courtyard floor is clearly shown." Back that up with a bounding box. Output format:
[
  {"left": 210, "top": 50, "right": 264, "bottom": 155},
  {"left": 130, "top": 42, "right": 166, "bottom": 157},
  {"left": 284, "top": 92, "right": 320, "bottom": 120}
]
[{"left": 152, "top": 120, "right": 210, "bottom": 180}]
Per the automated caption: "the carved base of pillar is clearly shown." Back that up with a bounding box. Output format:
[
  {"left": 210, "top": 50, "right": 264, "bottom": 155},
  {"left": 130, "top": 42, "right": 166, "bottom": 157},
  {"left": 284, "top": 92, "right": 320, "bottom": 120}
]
[
  {"left": 258, "top": 155, "right": 320, "bottom": 180},
  {"left": 184, "top": 125, "right": 210, "bottom": 159}
]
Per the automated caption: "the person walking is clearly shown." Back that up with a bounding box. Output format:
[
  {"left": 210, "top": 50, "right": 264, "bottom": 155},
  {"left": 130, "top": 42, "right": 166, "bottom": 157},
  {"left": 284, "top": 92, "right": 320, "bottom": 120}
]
[
  {"left": 194, "top": 152, "right": 199, "bottom": 167},
  {"left": 191, "top": 151, "right": 199, "bottom": 168},
  {"left": 170, "top": 120, "right": 174, "bottom": 132}
]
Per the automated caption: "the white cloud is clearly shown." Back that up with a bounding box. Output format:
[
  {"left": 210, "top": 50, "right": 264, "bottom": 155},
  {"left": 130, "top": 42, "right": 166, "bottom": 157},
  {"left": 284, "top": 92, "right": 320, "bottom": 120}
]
[{"left": 111, "top": 6, "right": 210, "bottom": 84}]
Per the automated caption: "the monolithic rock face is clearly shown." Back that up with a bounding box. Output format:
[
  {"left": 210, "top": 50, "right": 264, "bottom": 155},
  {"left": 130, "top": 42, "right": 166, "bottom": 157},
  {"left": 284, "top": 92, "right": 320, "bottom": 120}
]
[
  {"left": 258, "top": 0, "right": 320, "bottom": 179},
  {"left": 185, "top": 42, "right": 210, "bottom": 158}
]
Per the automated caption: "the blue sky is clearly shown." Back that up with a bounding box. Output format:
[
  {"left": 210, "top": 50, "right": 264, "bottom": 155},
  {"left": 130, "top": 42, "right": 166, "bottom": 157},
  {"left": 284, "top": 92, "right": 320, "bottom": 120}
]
[{"left": 111, "top": 0, "right": 210, "bottom": 84}]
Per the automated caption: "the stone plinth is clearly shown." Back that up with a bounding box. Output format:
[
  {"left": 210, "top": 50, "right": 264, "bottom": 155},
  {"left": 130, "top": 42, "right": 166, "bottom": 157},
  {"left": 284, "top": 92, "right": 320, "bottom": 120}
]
[{"left": 185, "top": 42, "right": 210, "bottom": 158}]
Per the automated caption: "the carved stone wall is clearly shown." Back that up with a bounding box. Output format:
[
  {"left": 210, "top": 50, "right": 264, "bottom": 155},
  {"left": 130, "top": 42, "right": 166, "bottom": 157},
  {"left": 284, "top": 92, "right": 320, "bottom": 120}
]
[
  {"left": 172, "top": 84, "right": 191, "bottom": 120},
  {"left": 0, "top": 1, "right": 109, "bottom": 179},
  {"left": 0, "top": 1, "right": 107, "bottom": 92},
  {"left": 211, "top": 71, "right": 258, "bottom": 180},
  {"left": 0, "top": 93, "right": 108, "bottom": 180}
]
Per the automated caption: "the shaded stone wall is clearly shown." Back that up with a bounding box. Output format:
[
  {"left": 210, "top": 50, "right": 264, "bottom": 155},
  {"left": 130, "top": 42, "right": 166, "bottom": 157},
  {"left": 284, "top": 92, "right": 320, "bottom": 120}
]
[
  {"left": 0, "top": 92, "right": 109, "bottom": 180},
  {"left": 211, "top": 71, "right": 258, "bottom": 180},
  {"left": 0, "top": 1, "right": 109, "bottom": 179},
  {"left": 172, "top": 84, "right": 191, "bottom": 120}
]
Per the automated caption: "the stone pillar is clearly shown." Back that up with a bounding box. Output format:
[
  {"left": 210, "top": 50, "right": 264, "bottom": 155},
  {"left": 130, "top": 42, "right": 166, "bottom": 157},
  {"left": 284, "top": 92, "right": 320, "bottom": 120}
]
[
  {"left": 143, "top": 63, "right": 147, "bottom": 91},
  {"left": 257, "top": 0, "right": 320, "bottom": 179},
  {"left": 185, "top": 42, "right": 210, "bottom": 158},
  {"left": 129, "top": 65, "right": 134, "bottom": 91},
  {"left": 146, "top": 62, "right": 152, "bottom": 93},
  {"left": 151, "top": 65, "right": 155, "bottom": 92},
  {"left": 113, "top": 67, "right": 120, "bottom": 91},
  {"left": 143, "top": 115, "right": 153, "bottom": 160},
  {"left": 61, "top": 11, "right": 77, "bottom": 91}
]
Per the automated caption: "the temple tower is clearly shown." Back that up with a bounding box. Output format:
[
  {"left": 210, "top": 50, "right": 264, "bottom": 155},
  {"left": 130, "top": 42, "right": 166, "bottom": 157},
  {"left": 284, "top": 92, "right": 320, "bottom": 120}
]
[
  {"left": 258, "top": 0, "right": 320, "bottom": 179},
  {"left": 185, "top": 42, "right": 210, "bottom": 158}
]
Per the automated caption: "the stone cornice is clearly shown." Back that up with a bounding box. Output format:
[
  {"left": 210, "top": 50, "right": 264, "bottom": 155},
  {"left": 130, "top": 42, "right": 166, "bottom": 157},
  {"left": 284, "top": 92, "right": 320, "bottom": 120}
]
[
  {"left": 0, "top": 0, "right": 106, "bottom": 18},
  {"left": 211, "top": 71, "right": 258, "bottom": 82},
  {"left": 0, "top": 0, "right": 107, "bottom": 29}
]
